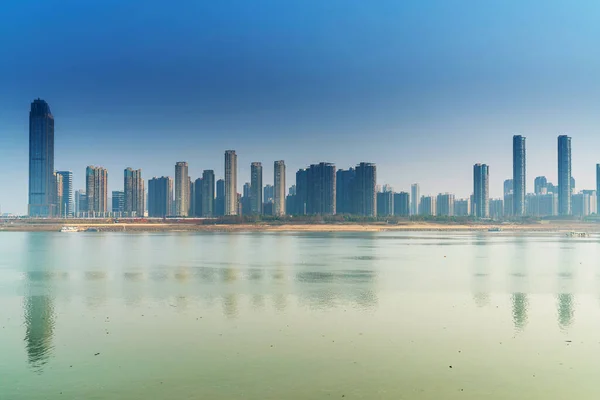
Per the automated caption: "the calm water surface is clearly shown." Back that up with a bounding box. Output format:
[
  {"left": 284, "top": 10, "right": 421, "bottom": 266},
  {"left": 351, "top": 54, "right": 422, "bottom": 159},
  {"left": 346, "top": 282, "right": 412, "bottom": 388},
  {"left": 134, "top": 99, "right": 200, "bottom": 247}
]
[{"left": 1, "top": 231, "right": 600, "bottom": 399}]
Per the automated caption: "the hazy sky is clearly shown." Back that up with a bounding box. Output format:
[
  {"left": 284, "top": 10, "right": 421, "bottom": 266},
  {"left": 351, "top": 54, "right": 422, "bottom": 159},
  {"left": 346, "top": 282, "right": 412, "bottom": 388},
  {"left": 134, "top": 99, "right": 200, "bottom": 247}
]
[{"left": 2, "top": 0, "right": 600, "bottom": 214}]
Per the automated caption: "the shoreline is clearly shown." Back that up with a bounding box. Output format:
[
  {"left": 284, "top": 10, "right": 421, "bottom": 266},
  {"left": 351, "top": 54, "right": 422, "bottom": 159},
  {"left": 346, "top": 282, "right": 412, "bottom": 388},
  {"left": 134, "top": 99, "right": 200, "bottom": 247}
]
[{"left": 1, "top": 221, "right": 599, "bottom": 233}]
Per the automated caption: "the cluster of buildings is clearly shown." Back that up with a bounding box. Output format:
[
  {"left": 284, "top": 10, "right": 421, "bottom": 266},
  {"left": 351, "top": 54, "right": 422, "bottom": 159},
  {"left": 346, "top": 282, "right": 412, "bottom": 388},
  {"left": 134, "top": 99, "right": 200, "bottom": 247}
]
[{"left": 26, "top": 99, "right": 600, "bottom": 219}]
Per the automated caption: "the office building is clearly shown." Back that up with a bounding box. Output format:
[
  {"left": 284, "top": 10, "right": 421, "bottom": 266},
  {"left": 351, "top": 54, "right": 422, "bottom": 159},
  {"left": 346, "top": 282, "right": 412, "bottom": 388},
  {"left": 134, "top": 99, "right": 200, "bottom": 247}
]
[
  {"left": 56, "top": 171, "right": 73, "bottom": 218},
  {"left": 124, "top": 168, "right": 144, "bottom": 217},
  {"left": 295, "top": 169, "right": 309, "bottom": 215},
  {"left": 394, "top": 192, "right": 410, "bottom": 216},
  {"left": 354, "top": 163, "right": 377, "bottom": 217},
  {"left": 306, "top": 162, "right": 336, "bottom": 215},
  {"left": 86, "top": 166, "right": 108, "bottom": 214},
  {"left": 558, "top": 135, "right": 572, "bottom": 216},
  {"left": 224, "top": 150, "right": 238, "bottom": 215},
  {"left": 175, "top": 162, "right": 189, "bottom": 217},
  {"left": 436, "top": 193, "right": 455, "bottom": 217},
  {"left": 410, "top": 184, "right": 420, "bottom": 215},
  {"left": 28, "top": 99, "right": 56, "bottom": 217},
  {"left": 112, "top": 191, "right": 125, "bottom": 214},
  {"left": 54, "top": 172, "right": 63, "bottom": 217},
  {"left": 215, "top": 179, "right": 225, "bottom": 216},
  {"left": 250, "top": 162, "right": 263, "bottom": 215},
  {"left": 194, "top": 178, "right": 203, "bottom": 217},
  {"left": 513, "top": 135, "right": 526, "bottom": 216},
  {"left": 377, "top": 191, "right": 393, "bottom": 216},
  {"left": 454, "top": 198, "right": 470, "bottom": 216},
  {"left": 148, "top": 176, "right": 173, "bottom": 218},
  {"left": 336, "top": 168, "right": 355, "bottom": 214},
  {"left": 534, "top": 176, "right": 548, "bottom": 195},
  {"left": 274, "top": 160, "right": 286, "bottom": 216},
  {"left": 489, "top": 198, "right": 504, "bottom": 219},
  {"left": 202, "top": 170, "right": 215, "bottom": 217},
  {"left": 420, "top": 196, "right": 436, "bottom": 216},
  {"left": 473, "top": 163, "right": 489, "bottom": 218},
  {"left": 74, "top": 190, "right": 86, "bottom": 215}
]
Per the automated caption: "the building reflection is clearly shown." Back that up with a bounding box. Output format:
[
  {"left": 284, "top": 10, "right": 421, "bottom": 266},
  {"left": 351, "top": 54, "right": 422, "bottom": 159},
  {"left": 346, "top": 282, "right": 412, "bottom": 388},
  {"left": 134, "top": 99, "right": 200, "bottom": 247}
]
[
  {"left": 23, "top": 233, "right": 56, "bottom": 372},
  {"left": 557, "top": 293, "right": 575, "bottom": 329},
  {"left": 511, "top": 293, "right": 528, "bottom": 332}
]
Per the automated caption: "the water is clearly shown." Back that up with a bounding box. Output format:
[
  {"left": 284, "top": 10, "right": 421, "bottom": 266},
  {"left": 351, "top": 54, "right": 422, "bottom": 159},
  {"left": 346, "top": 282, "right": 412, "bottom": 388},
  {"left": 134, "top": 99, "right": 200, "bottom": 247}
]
[{"left": 1, "top": 231, "right": 600, "bottom": 399}]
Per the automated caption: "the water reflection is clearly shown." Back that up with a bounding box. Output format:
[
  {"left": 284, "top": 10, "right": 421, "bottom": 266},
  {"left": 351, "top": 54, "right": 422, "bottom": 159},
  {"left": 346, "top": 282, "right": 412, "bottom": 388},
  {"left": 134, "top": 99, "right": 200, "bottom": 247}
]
[
  {"left": 511, "top": 293, "right": 529, "bottom": 332},
  {"left": 557, "top": 293, "right": 575, "bottom": 330}
]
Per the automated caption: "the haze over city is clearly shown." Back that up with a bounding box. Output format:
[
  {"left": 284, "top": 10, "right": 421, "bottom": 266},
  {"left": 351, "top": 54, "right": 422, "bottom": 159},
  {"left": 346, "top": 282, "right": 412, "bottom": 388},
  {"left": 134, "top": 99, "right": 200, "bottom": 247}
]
[{"left": 2, "top": 0, "right": 600, "bottom": 214}]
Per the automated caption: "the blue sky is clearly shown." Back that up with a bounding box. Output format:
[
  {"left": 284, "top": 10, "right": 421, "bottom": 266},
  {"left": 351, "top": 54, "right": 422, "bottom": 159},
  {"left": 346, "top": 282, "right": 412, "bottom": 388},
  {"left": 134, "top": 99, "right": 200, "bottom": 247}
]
[{"left": 2, "top": 0, "right": 600, "bottom": 214}]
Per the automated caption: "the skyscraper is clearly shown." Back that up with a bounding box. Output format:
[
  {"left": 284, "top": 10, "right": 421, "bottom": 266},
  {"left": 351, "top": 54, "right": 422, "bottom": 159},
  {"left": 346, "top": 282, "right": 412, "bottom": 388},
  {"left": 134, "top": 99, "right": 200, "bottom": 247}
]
[
  {"left": 597, "top": 165, "right": 600, "bottom": 215},
  {"left": 250, "top": 162, "right": 263, "bottom": 215},
  {"left": 473, "top": 163, "right": 489, "bottom": 218},
  {"left": 175, "top": 162, "right": 189, "bottom": 217},
  {"left": 224, "top": 150, "right": 238, "bottom": 216},
  {"left": 74, "top": 190, "right": 86, "bottom": 216},
  {"left": 56, "top": 171, "right": 73, "bottom": 217},
  {"left": 124, "top": 168, "right": 144, "bottom": 217},
  {"left": 558, "top": 135, "right": 572, "bottom": 216},
  {"left": 410, "top": 184, "right": 420, "bottom": 216},
  {"left": 112, "top": 191, "right": 124, "bottom": 214},
  {"left": 393, "top": 192, "right": 410, "bottom": 216},
  {"left": 354, "top": 162, "right": 377, "bottom": 216},
  {"left": 148, "top": 176, "right": 173, "bottom": 218},
  {"left": 54, "top": 172, "right": 63, "bottom": 218},
  {"left": 377, "top": 191, "right": 393, "bottom": 216},
  {"left": 194, "top": 178, "right": 203, "bottom": 217},
  {"left": 295, "top": 169, "right": 308, "bottom": 215},
  {"left": 264, "top": 185, "right": 274, "bottom": 203},
  {"left": 306, "top": 162, "right": 336, "bottom": 215},
  {"left": 202, "top": 170, "right": 215, "bottom": 217},
  {"left": 86, "top": 166, "right": 108, "bottom": 214},
  {"left": 513, "top": 135, "right": 526, "bottom": 216},
  {"left": 420, "top": 196, "right": 436, "bottom": 216},
  {"left": 534, "top": 176, "right": 548, "bottom": 195},
  {"left": 274, "top": 160, "right": 286, "bottom": 216},
  {"left": 436, "top": 193, "right": 455, "bottom": 217},
  {"left": 215, "top": 179, "right": 225, "bottom": 216},
  {"left": 28, "top": 99, "right": 56, "bottom": 217},
  {"left": 336, "top": 168, "right": 356, "bottom": 214}
]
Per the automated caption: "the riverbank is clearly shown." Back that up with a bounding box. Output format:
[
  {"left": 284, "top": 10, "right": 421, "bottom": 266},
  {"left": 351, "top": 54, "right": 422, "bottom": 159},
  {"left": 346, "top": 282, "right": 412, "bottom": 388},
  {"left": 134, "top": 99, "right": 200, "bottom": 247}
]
[{"left": 2, "top": 221, "right": 600, "bottom": 233}]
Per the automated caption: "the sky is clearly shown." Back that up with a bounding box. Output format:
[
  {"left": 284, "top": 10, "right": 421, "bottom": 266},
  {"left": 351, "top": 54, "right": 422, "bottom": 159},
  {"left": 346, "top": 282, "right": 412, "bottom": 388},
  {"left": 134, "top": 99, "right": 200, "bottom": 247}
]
[{"left": 2, "top": 0, "right": 600, "bottom": 214}]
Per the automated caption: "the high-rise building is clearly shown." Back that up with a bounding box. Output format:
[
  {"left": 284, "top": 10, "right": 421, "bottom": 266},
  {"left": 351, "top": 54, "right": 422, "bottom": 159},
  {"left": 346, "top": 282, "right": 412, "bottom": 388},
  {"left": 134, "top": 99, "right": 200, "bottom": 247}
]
[
  {"left": 473, "top": 163, "right": 489, "bottom": 218},
  {"left": 124, "top": 168, "right": 144, "bottom": 217},
  {"left": 306, "top": 162, "right": 336, "bottom": 215},
  {"left": 194, "top": 178, "right": 203, "bottom": 217},
  {"left": 28, "top": 99, "right": 56, "bottom": 217},
  {"left": 274, "top": 160, "right": 286, "bottom": 216},
  {"left": 336, "top": 168, "right": 356, "bottom": 214},
  {"left": 175, "top": 162, "right": 189, "bottom": 217},
  {"left": 534, "top": 176, "right": 548, "bottom": 195},
  {"left": 188, "top": 177, "right": 194, "bottom": 217},
  {"left": 224, "top": 150, "right": 238, "bottom": 216},
  {"left": 250, "top": 162, "right": 263, "bottom": 215},
  {"left": 86, "top": 166, "right": 108, "bottom": 214},
  {"left": 436, "top": 193, "right": 455, "bottom": 217},
  {"left": 112, "top": 191, "right": 125, "bottom": 214},
  {"left": 582, "top": 190, "right": 597, "bottom": 215},
  {"left": 558, "top": 135, "right": 572, "bottom": 216},
  {"left": 74, "top": 190, "right": 86, "bottom": 215},
  {"left": 382, "top": 184, "right": 393, "bottom": 193},
  {"left": 54, "top": 172, "right": 63, "bottom": 217},
  {"left": 295, "top": 169, "right": 309, "bottom": 215},
  {"left": 148, "top": 176, "right": 173, "bottom": 218},
  {"left": 264, "top": 184, "right": 274, "bottom": 204},
  {"left": 354, "top": 163, "right": 377, "bottom": 217},
  {"left": 394, "top": 192, "right": 410, "bottom": 216},
  {"left": 572, "top": 192, "right": 592, "bottom": 217},
  {"left": 215, "top": 179, "right": 225, "bottom": 216},
  {"left": 513, "top": 135, "right": 526, "bottom": 216},
  {"left": 503, "top": 179, "right": 513, "bottom": 196},
  {"left": 377, "top": 191, "right": 393, "bottom": 216},
  {"left": 419, "top": 196, "right": 436, "bottom": 216},
  {"left": 489, "top": 199, "right": 504, "bottom": 219},
  {"left": 597, "top": 165, "right": 600, "bottom": 215},
  {"left": 410, "top": 184, "right": 420, "bottom": 215},
  {"left": 55, "top": 171, "right": 73, "bottom": 218},
  {"left": 454, "top": 198, "right": 471, "bottom": 216},
  {"left": 202, "top": 170, "right": 215, "bottom": 217}
]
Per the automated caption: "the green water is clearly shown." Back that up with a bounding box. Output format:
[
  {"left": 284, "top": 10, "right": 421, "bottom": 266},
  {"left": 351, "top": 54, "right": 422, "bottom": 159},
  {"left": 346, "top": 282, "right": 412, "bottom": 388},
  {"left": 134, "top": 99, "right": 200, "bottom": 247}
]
[{"left": 1, "top": 231, "right": 600, "bottom": 399}]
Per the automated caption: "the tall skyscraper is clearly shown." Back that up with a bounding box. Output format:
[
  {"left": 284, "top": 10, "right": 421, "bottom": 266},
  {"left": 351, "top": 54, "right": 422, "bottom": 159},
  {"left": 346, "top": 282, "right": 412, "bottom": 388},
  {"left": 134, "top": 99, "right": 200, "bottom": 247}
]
[
  {"left": 250, "top": 162, "right": 263, "bottom": 215},
  {"left": 148, "top": 176, "right": 173, "bottom": 218},
  {"left": 124, "top": 168, "right": 144, "bottom": 217},
  {"left": 263, "top": 185, "right": 274, "bottom": 203},
  {"left": 393, "top": 192, "right": 410, "bottom": 216},
  {"left": 274, "top": 160, "right": 286, "bottom": 216},
  {"left": 224, "top": 150, "right": 238, "bottom": 215},
  {"left": 86, "top": 166, "right": 108, "bottom": 214},
  {"left": 194, "top": 178, "right": 203, "bottom": 217},
  {"left": 202, "top": 170, "right": 215, "bottom": 217},
  {"left": 112, "top": 191, "right": 125, "bottom": 214},
  {"left": 354, "top": 162, "right": 377, "bottom": 216},
  {"left": 336, "top": 168, "right": 356, "bottom": 214},
  {"left": 410, "top": 184, "right": 420, "bottom": 216},
  {"left": 215, "top": 179, "right": 225, "bottom": 216},
  {"left": 175, "top": 162, "right": 189, "bottom": 217},
  {"left": 558, "top": 135, "right": 572, "bottom": 216},
  {"left": 534, "top": 176, "right": 548, "bottom": 195},
  {"left": 28, "top": 99, "right": 56, "bottom": 217},
  {"left": 56, "top": 171, "right": 73, "bottom": 218},
  {"left": 295, "top": 169, "right": 309, "bottom": 215},
  {"left": 306, "top": 162, "right": 336, "bottom": 215},
  {"left": 513, "top": 135, "right": 526, "bottom": 216},
  {"left": 473, "top": 163, "right": 489, "bottom": 218},
  {"left": 54, "top": 172, "right": 63, "bottom": 218}
]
